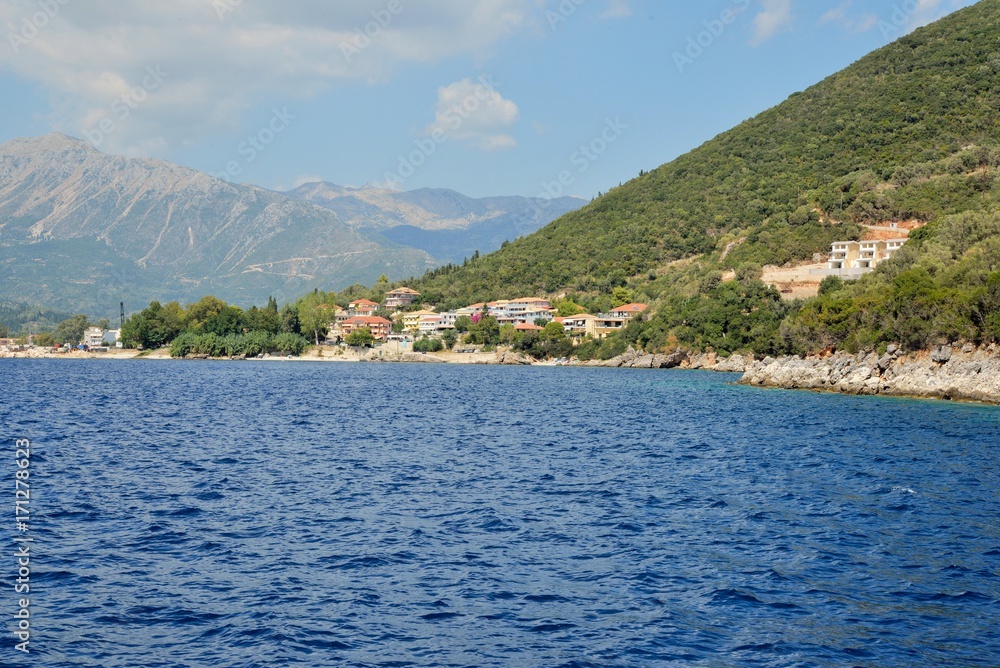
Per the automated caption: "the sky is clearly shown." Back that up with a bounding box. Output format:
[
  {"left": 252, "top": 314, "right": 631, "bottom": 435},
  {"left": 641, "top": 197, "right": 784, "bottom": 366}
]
[{"left": 0, "top": 0, "right": 980, "bottom": 199}]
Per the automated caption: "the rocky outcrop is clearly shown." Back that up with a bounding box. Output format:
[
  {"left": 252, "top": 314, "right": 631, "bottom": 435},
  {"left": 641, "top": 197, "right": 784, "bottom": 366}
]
[
  {"left": 738, "top": 344, "right": 1000, "bottom": 404},
  {"left": 495, "top": 350, "right": 533, "bottom": 365},
  {"left": 367, "top": 352, "right": 447, "bottom": 363},
  {"left": 600, "top": 347, "right": 689, "bottom": 369}
]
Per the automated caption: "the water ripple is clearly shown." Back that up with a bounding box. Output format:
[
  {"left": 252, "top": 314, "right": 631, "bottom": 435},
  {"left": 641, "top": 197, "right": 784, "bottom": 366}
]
[{"left": 3, "top": 360, "right": 999, "bottom": 667}]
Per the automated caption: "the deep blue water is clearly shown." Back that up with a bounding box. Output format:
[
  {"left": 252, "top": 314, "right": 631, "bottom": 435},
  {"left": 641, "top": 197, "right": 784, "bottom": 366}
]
[{"left": 2, "top": 360, "right": 999, "bottom": 667}]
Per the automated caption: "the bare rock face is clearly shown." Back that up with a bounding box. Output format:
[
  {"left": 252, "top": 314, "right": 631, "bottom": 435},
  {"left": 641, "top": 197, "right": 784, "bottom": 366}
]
[
  {"left": 602, "top": 347, "right": 639, "bottom": 368},
  {"left": 713, "top": 354, "right": 750, "bottom": 373},
  {"left": 931, "top": 345, "right": 953, "bottom": 364},
  {"left": 739, "top": 347, "right": 1000, "bottom": 404},
  {"left": 655, "top": 350, "right": 689, "bottom": 369},
  {"left": 495, "top": 350, "right": 533, "bottom": 365},
  {"left": 599, "top": 348, "right": 688, "bottom": 369}
]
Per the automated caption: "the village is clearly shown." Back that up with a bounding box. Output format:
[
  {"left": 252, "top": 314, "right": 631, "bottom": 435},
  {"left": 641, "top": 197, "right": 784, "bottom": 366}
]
[
  {"left": 333, "top": 287, "right": 649, "bottom": 347},
  {"left": 0, "top": 235, "right": 912, "bottom": 358}
]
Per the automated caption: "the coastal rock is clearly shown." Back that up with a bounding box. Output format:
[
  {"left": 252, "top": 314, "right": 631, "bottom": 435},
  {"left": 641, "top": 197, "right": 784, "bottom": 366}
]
[
  {"left": 713, "top": 354, "right": 750, "bottom": 373},
  {"left": 602, "top": 347, "right": 639, "bottom": 368},
  {"left": 684, "top": 352, "right": 716, "bottom": 369},
  {"left": 738, "top": 345, "right": 1000, "bottom": 404},
  {"left": 630, "top": 354, "right": 657, "bottom": 369},
  {"left": 495, "top": 350, "right": 533, "bottom": 365},
  {"left": 655, "top": 350, "right": 689, "bottom": 369},
  {"left": 931, "top": 345, "right": 952, "bottom": 364}
]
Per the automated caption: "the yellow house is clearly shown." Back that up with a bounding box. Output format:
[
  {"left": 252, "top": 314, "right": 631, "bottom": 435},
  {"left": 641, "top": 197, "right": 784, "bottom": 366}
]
[{"left": 403, "top": 309, "right": 438, "bottom": 332}]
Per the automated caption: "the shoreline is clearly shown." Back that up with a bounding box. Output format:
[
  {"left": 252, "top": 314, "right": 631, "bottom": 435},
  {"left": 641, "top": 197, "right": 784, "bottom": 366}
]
[{"left": 5, "top": 343, "right": 999, "bottom": 406}]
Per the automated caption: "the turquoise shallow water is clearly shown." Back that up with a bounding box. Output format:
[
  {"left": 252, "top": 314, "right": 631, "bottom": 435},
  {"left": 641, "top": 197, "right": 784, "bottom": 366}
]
[{"left": 2, "top": 360, "right": 999, "bottom": 667}]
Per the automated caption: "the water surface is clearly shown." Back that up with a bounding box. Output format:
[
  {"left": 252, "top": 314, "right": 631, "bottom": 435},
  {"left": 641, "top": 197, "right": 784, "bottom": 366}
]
[{"left": 2, "top": 360, "right": 998, "bottom": 666}]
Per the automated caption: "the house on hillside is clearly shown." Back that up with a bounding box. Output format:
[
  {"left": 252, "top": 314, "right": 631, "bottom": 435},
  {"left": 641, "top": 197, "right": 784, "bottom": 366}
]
[
  {"left": 562, "top": 314, "right": 597, "bottom": 338},
  {"left": 385, "top": 287, "right": 420, "bottom": 309},
  {"left": 348, "top": 299, "right": 379, "bottom": 317},
  {"left": 341, "top": 316, "right": 392, "bottom": 341},
  {"left": 403, "top": 309, "right": 438, "bottom": 333},
  {"left": 418, "top": 315, "right": 443, "bottom": 334},
  {"left": 817, "top": 238, "right": 908, "bottom": 278},
  {"left": 610, "top": 303, "right": 648, "bottom": 320}
]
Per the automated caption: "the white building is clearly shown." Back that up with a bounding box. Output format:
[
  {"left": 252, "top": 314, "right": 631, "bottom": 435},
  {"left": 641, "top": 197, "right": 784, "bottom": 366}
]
[{"left": 84, "top": 327, "right": 105, "bottom": 348}]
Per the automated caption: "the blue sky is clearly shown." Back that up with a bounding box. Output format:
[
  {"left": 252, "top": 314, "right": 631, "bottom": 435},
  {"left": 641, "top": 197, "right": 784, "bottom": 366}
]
[{"left": 0, "top": 0, "right": 979, "bottom": 199}]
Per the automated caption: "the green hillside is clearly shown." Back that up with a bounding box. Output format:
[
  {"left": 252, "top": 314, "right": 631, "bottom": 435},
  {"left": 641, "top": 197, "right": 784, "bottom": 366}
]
[
  {"left": 400, "top": 0, "right": 1000, "bottom": 356},
  {"left": 408, "top": 1, "right": 997, "bottom": 295}
]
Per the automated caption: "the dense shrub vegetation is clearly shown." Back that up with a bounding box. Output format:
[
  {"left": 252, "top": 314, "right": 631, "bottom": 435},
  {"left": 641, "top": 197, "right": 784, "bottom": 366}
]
[{"left": 119, "top": 295, "right": 310, "bottom": 357}]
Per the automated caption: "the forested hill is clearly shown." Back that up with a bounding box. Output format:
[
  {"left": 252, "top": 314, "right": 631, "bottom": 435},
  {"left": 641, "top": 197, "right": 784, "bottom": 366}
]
[{"left": 410, "top": 0, "right": 1000, "bottom": 308}]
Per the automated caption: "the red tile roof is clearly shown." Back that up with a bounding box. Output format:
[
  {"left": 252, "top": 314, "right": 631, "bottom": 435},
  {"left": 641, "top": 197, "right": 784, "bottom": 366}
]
[{"left": 611, "top": 303, "right": 648, "bottom": 314}]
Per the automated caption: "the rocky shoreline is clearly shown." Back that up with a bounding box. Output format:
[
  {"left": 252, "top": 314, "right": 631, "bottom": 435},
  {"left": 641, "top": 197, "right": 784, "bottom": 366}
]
[
  {"left": 6, "top": 342, "right": 999, "bottom": 405},
  {"left": 737, "top": 343, "right": 1000, "bottom": 405}
]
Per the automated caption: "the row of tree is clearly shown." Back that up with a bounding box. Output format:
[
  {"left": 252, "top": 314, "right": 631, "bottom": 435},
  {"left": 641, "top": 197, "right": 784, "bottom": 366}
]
[{"left": 121, "top": 295, "right": 311, "bottom": 355}]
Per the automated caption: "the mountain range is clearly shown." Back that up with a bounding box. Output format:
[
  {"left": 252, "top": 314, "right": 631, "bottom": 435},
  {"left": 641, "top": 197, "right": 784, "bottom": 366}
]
[{"left": 0, "top": 134, "right": 582, "bottom": 315}]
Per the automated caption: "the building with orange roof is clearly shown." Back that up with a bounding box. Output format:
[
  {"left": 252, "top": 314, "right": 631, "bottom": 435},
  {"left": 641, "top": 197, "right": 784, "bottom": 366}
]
[
  {"left": 385, "top": 287, "right": 421, "bottom": 309},
  {"left": 348, "top": 299, "right": 380, "bottom": 317},
  {"left": 610, "top": 303, "right": 648, "bottom": 319},
  {"left": 341, "top": 316, "right": 392, "bottom": 341}
]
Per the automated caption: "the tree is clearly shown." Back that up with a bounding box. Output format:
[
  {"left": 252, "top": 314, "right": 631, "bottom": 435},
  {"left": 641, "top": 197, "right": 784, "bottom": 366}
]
[
  {"left": 55, "top": 315, "right": 90, "bottom": 345},
  {"left": 454, "top": 315, "right": 473, "bottom": 333},
  {"left": 298, "top": 292, "right": 335, "bottom": 345},
  {"left": 34, "top": 332, "right": 56, "bottom": 347},
  {"left": 346, "top": 327, "right": 375, "bottom": 347},
  {"left": 244, "top": 304, "right": 281, "bottom": 334},
  {"left": 542, "top": 321, "right": 567, "bottom": 341},
  {"left": 441, "top": 329, "right": 457, "bottom": 350},
  {"left": 120, "top": 301, "right": 183, "bottom": 349},
  {"left": 279, "top": 305, "right": 301, "bottom": 334},
  {"left": 183, "top": 295, "right": 228, "bottom": 331},
  {"left": 203, "top": 305, "right": 244, "bottom": 336},
  {"left": 466, "top": 315, "right": 500, "bottom": 346},
  {"left": 611, "top": 287, "right": 633, "bottom": 308}
]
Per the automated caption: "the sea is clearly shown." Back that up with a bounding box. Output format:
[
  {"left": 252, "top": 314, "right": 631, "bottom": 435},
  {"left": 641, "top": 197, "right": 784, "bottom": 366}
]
[{"left": 2, "top": 359, "right": 998, "bottom": 667}]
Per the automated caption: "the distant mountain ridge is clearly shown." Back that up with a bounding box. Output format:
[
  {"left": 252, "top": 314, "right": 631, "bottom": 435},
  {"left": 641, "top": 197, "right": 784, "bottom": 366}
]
[
  {"left": 0, "top": 134, "right": 580, "bottom": 315},
  {"left": 285, "top": 181, "right": 584, "bottom": 264}
]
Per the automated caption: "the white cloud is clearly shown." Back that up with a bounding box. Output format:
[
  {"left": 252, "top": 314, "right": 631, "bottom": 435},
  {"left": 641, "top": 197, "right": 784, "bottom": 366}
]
[
  {"left": 0, "top": 0, "right": 534, "bottom": 155},
  {"left": 602, "top": 0, "right": 632, "bottom": 19},
  {"left": 750, "top": 0, "right": 793, "bottom": 46},
  {"left": 424, "top": 78, "right": 520, "bottom": 151},
  {"left": 820, "top": 1, "right": 878, "bottom": 33}
]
